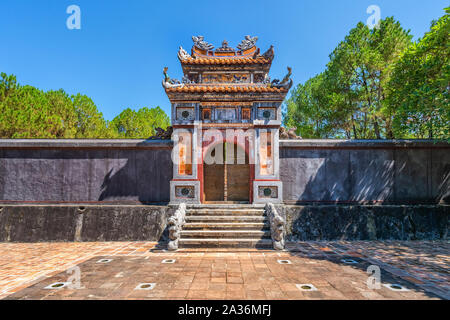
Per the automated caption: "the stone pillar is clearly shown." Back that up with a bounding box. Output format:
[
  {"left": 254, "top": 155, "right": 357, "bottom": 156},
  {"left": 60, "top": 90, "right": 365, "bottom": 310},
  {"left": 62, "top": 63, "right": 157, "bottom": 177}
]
[
  {"left": 253, "top": 127, "right": 283, "bottom": 204},
  {"left": 169, "top": 124, "right": 201, "bottom": 204}
]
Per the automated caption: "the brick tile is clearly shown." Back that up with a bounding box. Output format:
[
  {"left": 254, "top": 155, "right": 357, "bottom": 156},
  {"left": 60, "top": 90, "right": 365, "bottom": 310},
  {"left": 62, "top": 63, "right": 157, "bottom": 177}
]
[
  {"left": 206, "top": 290, "right": 226, "bottom": 299},
  {"left": 166, "top": 289, "right": 188, "bottom": 298},
  {"left": 186, "top": 290, "right": 207, "bottom": 299},
  {"left": 1, "top": 241, "right": 447, "bottom": 300},
  {"left": 245, "top": 290, "right": 267, "bottom": 299},
  {"left": 227, "top": 277, "right": 244, "bottom": 284},
  {"left": 208, "top": 283, "right": 226, "bottom": 291}
]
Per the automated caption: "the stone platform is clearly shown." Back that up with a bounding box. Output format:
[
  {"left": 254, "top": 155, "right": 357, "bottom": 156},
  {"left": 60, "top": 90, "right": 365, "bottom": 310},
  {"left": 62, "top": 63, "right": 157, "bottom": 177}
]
[{"left": 0, "top": 241, "right": 448, "bottom": 300}]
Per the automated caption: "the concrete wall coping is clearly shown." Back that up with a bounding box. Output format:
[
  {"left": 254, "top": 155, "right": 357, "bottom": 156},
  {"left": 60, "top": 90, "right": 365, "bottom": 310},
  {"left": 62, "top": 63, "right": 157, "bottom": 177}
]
[
  {"left": 0, "top": 139, "right": 173, "bottom": 148},
  {"left": 0, "top": 139, "right": 448, "bottom": 149},
  {"left": 279, "top": 139, "right": 450, "bottom": 149}
]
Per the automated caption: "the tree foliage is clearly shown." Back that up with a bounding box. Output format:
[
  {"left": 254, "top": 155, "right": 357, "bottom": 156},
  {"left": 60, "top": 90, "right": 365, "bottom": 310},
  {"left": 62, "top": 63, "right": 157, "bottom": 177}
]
[
  {"left": 0, "top": 73, "right": 170, "bottom": 139},
  {"left": 109, "top": 106, "right": 170, "bottom": 139},
  {"left": 285, "top": 9, "right": 449, "bottom": 140},
  {"left": 387, "top": 8, "right": 450, "bottom": 139}
]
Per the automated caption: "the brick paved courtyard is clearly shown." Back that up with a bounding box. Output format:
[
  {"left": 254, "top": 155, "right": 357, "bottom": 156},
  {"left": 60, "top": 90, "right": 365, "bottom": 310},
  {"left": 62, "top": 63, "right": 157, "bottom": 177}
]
[{"left": 0, "top": 241, "right": 448, "bottom": 300}]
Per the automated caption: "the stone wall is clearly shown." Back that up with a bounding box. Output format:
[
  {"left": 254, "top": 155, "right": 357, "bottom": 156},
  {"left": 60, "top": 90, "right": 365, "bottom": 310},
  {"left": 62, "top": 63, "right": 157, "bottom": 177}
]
[
  {"left": 0, "top": 204, "right": 446, "bottom": 242},
  {"left": 0, "top": 139, "right": 448, "bottom": 242},
  {"left": 279, "top": 205, "right": 448, "bottom": 241},
  {"left": 0, "top": 205, "right": 172, "bottom": 242},
  {"left": 0, "top": 140, "right": 173, "bottom": 204},
  {"left": 280, "top": 140, "right": 450, "bottom": 204},
  {"left": 1, "top": 139, "right": 448, "bottom": 205}
]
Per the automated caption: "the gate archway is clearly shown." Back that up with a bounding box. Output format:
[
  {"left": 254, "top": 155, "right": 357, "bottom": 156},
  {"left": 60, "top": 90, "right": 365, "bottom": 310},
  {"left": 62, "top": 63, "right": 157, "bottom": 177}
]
[{"left": 203, "top": 143, "right": 250, "bottom": 203}]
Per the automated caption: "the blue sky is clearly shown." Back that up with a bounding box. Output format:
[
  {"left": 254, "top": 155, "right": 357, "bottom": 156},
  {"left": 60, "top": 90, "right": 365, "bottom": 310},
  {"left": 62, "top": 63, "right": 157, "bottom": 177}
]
[{"left": 1, "top": 0, "right": 448, "bottom": 120}]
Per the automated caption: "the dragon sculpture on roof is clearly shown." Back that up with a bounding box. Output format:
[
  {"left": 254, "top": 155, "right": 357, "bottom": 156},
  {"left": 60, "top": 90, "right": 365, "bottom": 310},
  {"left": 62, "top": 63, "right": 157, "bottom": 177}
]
[
  {"left": 237, "top": 35, "right": 258, "bottom": 51},
  {"left": 162, "top": 67, "right": 184, "bottom": 89},
  {"left": 192, "top": 35, "right": 214, "bottom": 51},
  {"left": 271, "top": 67, "right": 293, "bottom": 89}
]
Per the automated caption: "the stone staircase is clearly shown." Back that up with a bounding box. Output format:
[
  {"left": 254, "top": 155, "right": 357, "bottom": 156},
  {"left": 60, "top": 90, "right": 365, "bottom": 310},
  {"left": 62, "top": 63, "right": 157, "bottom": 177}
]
[{"left": 179, "top": 204, "right": 272, "bottom": 248}]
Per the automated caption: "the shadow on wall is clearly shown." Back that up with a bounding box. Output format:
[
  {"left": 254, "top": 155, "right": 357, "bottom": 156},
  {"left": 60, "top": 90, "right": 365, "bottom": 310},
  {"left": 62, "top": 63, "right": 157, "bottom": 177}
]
[
  {"left": 0, "top": 140, "right": 173, "bottom": 204},
  {"left": 97, "top": 140, "right": 173, "bottom": 204},
  {"left": 279, "top": 140, "right": 450, "bottom": 240},
  {"left": 280, "top": 141, "right": 450, "bottom": 204}
]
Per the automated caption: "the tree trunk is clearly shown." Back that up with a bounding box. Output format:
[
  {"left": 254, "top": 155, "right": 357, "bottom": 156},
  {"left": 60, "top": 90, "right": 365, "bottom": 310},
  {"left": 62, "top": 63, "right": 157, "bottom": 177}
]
[{"left": 373, "top": 117, "right": 381, "bottom": 139}]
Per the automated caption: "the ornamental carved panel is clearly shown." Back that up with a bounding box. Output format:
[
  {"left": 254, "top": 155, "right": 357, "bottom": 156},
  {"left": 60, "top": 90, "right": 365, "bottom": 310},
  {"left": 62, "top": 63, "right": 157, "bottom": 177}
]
[
  {"left": 176, "top": 108, "right": 195, "bottom": 121},
  {"left": 257, "top": 108, "right": 276, "bottom": 120},
  {"left": 258, "top": 186, "right": 278, "bottom": 198},
  {"left": 202, "top": 73, "right": 250, "bottom": 84},
  {"left": 216, "top": 108, "right": 237, "bottom": 122}
]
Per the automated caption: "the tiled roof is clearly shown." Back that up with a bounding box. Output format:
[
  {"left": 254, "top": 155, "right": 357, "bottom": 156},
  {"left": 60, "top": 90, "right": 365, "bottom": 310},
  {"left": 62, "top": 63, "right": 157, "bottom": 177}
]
[
  {"left": 165, "top": 85, "right": 287, "bottom": 93},
  {"left": 180, "top": 57, "right": 272, "bottom": 65}
]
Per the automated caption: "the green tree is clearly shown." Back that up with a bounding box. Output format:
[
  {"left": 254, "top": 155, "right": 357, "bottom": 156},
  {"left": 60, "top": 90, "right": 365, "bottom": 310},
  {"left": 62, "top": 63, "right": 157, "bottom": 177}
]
[
  {"left": 0, "top": 75, "right": 77, "bottom": 138},
  {"left": 72, "top": 93, "right": 112, "bottom": 138},
  {"left": 387, "top": 8, "right": 449, "bottom": 139},
  {"left": 110, "top": 106, "right": 170, "bottom": 138},
  {"left": 285, "top": 17, "right": 413, "bottom": 139},
  {"left": 0, "top": 72, "right": 171, "bottom": 139},
  {"left": 284, "top": 73, "right": 348, "bottom": 138}
]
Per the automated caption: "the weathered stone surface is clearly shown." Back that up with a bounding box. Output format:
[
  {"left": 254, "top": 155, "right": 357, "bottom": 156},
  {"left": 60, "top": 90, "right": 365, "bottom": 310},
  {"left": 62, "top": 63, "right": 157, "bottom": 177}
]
[
  {"left": 0, "top": 205, "right": 171, "bottom": 242},
  {"left": 283, "top": 205, "right": 449, "bottom": 241},
  {"left": 0, "top": 142, "right": 173, "bottom": 203},
  {"left": 80, "top": 206, "right": 170, "bottom": 241},
  {"left": 0, "top": 139, "right": 448, "bottom": 205},
  {"left": 0, "top": 204, "right": 447, "bottom": 242},
  {"left": 280, "top": 140, "right": 450, "bottom": 204},
  {"left": 0, "top": 206, "right": 78, "bottom": 242}
]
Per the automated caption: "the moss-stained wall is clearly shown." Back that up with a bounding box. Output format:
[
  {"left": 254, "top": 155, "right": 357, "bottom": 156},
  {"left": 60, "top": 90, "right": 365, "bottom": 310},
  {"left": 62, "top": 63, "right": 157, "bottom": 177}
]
[
  {"left": 0, "top": 205, "right": 171, "bottom": 242},
  {"left": 280, "top": 140, "right": 450, "bottom": 204},
  {"left": 279, "top": 205, "right": 448, "bottom": 241},
  {"left": 0, "top": 140, "right": 173, "bottom": 204},
  {"left": 0, "top": 139, "right": 448, "bottom": 205}
]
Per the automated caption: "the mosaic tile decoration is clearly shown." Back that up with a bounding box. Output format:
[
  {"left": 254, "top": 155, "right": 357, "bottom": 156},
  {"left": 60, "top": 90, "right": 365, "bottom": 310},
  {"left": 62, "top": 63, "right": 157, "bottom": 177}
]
[
  {"left": 175, "top": 186, "right": 195, "bottom": 198},
  {"left": 258, "top": 186, "right": 278, "bottom": 198}
]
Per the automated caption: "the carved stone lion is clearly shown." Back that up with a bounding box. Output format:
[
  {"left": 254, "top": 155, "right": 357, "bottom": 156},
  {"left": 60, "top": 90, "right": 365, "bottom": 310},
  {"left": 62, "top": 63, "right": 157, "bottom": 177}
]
[
  {"left": 279, "top": 127, "right": 302, "bottom": 140},
  {"left": 288, "top": 127, "right": 301, "bottom": 139}
]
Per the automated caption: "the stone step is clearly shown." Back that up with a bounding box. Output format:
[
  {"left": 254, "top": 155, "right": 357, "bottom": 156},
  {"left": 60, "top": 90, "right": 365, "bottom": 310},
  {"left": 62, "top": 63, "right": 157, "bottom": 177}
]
[
  {"left": 179, "top": 238, "right": 273, "bottom": 248},
  {"left": 186, "top": 209, "right": 265, "bottom": 216},
  {"left": 186, "top": 204, "right": 266, "bottom": 210},
  {"left": 180, "top": 230, "right": 270, "bottom": 239},
  {"left": 185, "top": 215, "right": 268, "bottom": 223},
  {"left": 183, "top": 222, "right": 269, "bottom": 230}
]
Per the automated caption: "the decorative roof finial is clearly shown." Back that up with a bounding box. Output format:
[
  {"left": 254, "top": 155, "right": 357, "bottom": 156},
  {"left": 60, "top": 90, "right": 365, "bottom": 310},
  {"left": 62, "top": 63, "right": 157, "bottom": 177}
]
[
  {"left": 192, "top": 35, "right": 214, "bottom": 51},
  {"left": 162, "top": 67, "right": 184, "bottom": 89},
  {"left": 237, "top": 35, "right": 258, "bottom": 51},
  {"left": 262, "top": 45, "right": 275, "bottom": 60},
  {"left": 270, "top": 67, "right": 293, "bottom": 90},
  {"left": 216, "top": 39, "right": 235, "bottom": 52},
  {"left": 177, "top": 46, "right": 191, "bottom": 60}
]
